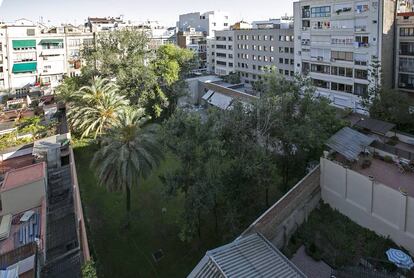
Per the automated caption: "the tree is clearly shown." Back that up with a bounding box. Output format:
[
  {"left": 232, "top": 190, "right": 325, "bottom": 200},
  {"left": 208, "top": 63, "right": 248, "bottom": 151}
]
[
  {"left": 91, "top": 107, "right": 163, "bottom": 227},
  {"left": 68, "top": 77, "right": 129, "bottom": 139},
  {"left": 362, "top": 57, "right": 414, "bottom": 133}
]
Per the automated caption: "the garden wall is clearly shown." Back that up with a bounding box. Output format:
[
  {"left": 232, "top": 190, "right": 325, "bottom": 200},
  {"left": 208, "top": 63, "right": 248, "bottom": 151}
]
[
  {"left": 241, "top": 166, "right": 321, "bottom": 250},
  {"left": 320, "top": 158, "right": 414, "bottom": 255}
]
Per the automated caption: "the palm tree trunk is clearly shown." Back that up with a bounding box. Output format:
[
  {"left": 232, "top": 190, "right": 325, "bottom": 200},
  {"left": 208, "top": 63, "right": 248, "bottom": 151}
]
[{"left": 126, "top": 186, "right": 131, "bottom": 228}]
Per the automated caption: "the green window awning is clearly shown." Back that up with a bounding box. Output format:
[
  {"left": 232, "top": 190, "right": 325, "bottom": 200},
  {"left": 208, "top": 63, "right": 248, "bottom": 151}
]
[
  {"left": 12, "top": 62, "right": 37, "bottom": 73},
  {"left": 12, "top": 40, "right": 36, "bottom": 49},
  {"left": 39, "top": 39, "right": 64, "bottom": 45}
]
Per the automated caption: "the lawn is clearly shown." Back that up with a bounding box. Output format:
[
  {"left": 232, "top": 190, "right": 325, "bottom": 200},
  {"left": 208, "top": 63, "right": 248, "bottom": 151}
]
[{"left": 74, "top": 143, "right": 222, "bottom": 278}]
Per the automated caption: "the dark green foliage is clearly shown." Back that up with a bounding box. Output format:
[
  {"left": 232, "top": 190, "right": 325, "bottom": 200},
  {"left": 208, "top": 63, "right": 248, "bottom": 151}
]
[
  {"left": 161, "top": 71, "right": 343, "bottom": 242},
  {"left": 286, "top": 203, "right": 403, "bottom": 269}
]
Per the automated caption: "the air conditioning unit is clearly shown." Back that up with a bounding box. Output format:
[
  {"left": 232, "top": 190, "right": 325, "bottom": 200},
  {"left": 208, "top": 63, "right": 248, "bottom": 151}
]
[{"left": 317, "top": 57, "right": 323, "bottom": 61}]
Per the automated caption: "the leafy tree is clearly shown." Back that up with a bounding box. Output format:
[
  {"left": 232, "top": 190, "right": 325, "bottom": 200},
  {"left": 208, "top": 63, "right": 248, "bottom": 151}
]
[
  {"left": 81, "top": 260, "right": 97, "bottom": 278},
  {"left": 92, "top": 107, "right": 163, "bottom": 227},
  {"left": 362, "top": 57, "right": 414, "bottom": 133},
  {"left": 68, "top": 77, "right": 129, "bottom": 139}
]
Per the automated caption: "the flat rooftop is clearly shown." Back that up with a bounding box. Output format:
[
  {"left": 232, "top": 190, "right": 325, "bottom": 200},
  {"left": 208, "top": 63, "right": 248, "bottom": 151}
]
[
  {"left": 0, "top": 155, "right": 35, "bottom": 175},
  {"left": 0, "top": 201, "right": 45, "bottom": 255},
  {"left": 353, "top": 157, "right": 414, "bottom": 197},
  {"left": 2, "top": 162, "right": 45, "bottom": 192}
]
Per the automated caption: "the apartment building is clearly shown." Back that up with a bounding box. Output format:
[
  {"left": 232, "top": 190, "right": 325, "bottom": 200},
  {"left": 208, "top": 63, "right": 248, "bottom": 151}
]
[
  {"left": 207, "top": 30, "right": 235, "bottom": 75},
  {"left": 178, "top": 11, "right": 230, "bottom": 37},
  {"left": 0, "top": 26, "right": 8, "bottom": 91},
  {"left": 294, "top": 0, "right": 397, "bottom": 112},
  {"left": 395, "top": 11, "right": 414, "bottom": 93},
  {"left": 0, "top": 19, "right": 94, "bottom": 94},
  {"left": 177, "top": 27, "right": 208, "bottom": 70},
  {"left": 234, "top": 20, "right": 295, "bottom": 84}
]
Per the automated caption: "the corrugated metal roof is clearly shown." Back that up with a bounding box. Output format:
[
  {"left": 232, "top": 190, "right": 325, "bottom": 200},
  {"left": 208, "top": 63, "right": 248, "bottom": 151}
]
[
  {"left": 354, "top": 118, "right": 395, "bottom": 135},
  {"left": 326, "top": 127, "right": 375, "bottom": 161},
  {"left": 188, "top": 233, "right": 307, "bottom": 278},
  {"left": 207, "top": 92, "right": 233, "bottom": 110}
]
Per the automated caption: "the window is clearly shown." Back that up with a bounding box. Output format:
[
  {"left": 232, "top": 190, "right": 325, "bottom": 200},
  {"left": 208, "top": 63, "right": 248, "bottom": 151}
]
[
  {"left": 216, "top": 61, "right": 226, "bottom": 66},
  {"left": 355, "top": 69, "right": 368, "bottom": 80},
  {"left": 270, "top": 57, "right": 274, "bottom": 62},
  {"left": 400, "top": 27, "right": 414, "bottom": 37},
  {"left": 354, "top": 83, "right": 368, "bottom": 95},
  {"left": 27, "top": 29, "right": 35, "bottom": 36},
  {"left": 311, "top": 64, "right": 330, "bottom": 74},
  {"left": 285, "top": 70, "right": 289, "bottom": 76},
  {"left": 331, "top": 66, "right": 353, "bottom": 77},
  {"left": 279, "top": 58, "right": 283, "bottom": 63},
  {"left": 285, "top": 58, "right": 289, "bottom": 64},
  {"left": 270, "top": 46, "right": 274, "bottom": 52},
  {"left": 313, "top": 79, "right": 329, "bottom": 89},
  {"left": 331, "top": 51, "right": 353, "bottom": 62},
  {"left": 400, "top": 42, "right": 414, "bottom": 56},
  {"left": 356, "top": 4, "right": 369, "bottom": 13},
  {"left": 311, "top": 6, "right": 331, "bottom": 18}
]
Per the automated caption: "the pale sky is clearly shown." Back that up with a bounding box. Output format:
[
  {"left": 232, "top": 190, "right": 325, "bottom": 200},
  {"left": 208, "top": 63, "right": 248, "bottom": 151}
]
[{"left": 0, "top": 0, "right": 295, "bottom": 26}]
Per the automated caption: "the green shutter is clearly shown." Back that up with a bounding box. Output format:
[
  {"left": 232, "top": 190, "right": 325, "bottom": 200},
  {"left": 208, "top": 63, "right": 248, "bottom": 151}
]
[
  {"left": 12, "top": 62, "right": 37, "bottom": 73},
  {"left": 12, "top": 40, "right": 36, "bottom": 49},
  {"left": 39, "top": 39, "right": 64, "bottom": 45}
]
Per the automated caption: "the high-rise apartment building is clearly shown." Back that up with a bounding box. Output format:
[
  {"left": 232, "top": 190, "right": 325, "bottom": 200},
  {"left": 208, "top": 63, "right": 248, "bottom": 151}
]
[
  {"left": 207, "top": 19, "right": 295, "bottom": 84},
  {"left": 395, "top": 11, "right": 414, "bottom": 94},
  {"left": 234, "top": 20, "right": 295, "bottom": 84},
  {"left": 294, "top": 0, "right": 397, "bottom": 112}
]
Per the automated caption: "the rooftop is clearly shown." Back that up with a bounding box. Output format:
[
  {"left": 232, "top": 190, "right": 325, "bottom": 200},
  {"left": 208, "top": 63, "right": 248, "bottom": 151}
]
[
  {"left": 0, "top": 201, "right": 45, "bottom": 256},
  {"left": 353, "top": 157, "right": 414, "bottom": 197},
  {"left": 188, "top": 233, "right": 306, "bottom": 278},
  {"left": 2, "top": 162, "right": 45, "bottom": 192}
]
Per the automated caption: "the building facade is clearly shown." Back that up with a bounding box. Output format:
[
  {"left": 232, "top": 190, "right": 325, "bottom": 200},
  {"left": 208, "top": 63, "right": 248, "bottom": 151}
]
[
  {"left": 177, "top": 27, "right": 208, "bottom": 70},
  {"left": 207, "top": 30, "right": 235, "bottom": 75},
  {"left": 178, "top": 11, "right": 230, "bottom": 37},
  {"left": 294, "top": 0, "right": 397, "bottom": 112},
  {"left": 234, "top": 20, "right": 295, "bottom": 84},
  {"left": 395, "top": 11, "right": 414, "bottom": 94},
  {"left": 0, "top": 19, "right": 95, "bottom": 94}
]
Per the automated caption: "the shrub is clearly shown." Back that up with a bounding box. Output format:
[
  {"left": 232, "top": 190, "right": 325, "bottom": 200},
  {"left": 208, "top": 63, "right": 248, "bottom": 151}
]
[
  {"left": 361, "top": 158, "right": 372, "bottom": 169},
  {"left": 82, "top": 260, "right": 97, "bottom": 278},
  {"left": 383, "top": 155, "right": 393, "bottom": 163}
]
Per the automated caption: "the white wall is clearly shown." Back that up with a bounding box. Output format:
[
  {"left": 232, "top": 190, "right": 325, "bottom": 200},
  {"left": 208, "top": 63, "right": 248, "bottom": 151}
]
[{"left": 320, "top": 158, "right": 414, "bottom": 255}]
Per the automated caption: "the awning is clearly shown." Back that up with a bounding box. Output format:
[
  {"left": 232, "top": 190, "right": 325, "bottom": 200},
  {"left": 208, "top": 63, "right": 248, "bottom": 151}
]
[
  {"left": 12, "top": 39, "right": 36, "bottom": 49},
  {"left": 39, "top": 39, "right": 64, "bottom": 45},
  {"left": 207, "top": 92, "right": 233, "bottom": 110},
  {"left": 12, "top": 62, "right": 37, "bottom": 73},
  {"left": 326, "top": 127, "right": 375, "bottom": 161},
  {"left": 202, "top": 90, "right": 214, "bottom": 100}
]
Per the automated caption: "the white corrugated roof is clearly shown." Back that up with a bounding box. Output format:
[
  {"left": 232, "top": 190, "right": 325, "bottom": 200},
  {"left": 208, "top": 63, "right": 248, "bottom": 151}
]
[
  {"left": 188, "top": 233, "right": 307, "bottom": 278},
  {"left": 207, "top": 92, "right": 233, "bottom": 110}
]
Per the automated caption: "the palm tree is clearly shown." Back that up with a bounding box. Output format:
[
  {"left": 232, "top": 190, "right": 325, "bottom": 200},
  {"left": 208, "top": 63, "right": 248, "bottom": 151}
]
[
  {"left": 68, "top": 77, "right": 129, "bottom": 139},
  {"left": 91, "top": 107, "right": 164, "bottom": 227}
]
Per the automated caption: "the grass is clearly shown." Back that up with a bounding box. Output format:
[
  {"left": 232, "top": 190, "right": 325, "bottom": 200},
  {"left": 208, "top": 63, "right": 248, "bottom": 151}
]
[
  {"left": 284, "top": 203, "right": 405, "bottom": 271},
  {"left": 74, "top": 143, "right": 222, "bottom": 278}
]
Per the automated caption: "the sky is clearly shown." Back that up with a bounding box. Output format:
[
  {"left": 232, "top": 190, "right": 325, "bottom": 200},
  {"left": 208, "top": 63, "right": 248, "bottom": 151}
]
[{"left": 0, "top": 0, "right": 295, "bottom": 27}]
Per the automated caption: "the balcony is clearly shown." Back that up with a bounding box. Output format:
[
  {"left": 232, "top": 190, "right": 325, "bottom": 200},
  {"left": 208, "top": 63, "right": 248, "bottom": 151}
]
[
  {"left": 355, "top": 26, "right": 368, "bottom": 32},
  {"left": 355, "top": 42, "right": 370, "bottom": 48},
  {"left": 0, "top": 73, "right": 4, "bottom": 79},
  {"left": 40, "top": 48, "right": 65, "bottom": 56}
]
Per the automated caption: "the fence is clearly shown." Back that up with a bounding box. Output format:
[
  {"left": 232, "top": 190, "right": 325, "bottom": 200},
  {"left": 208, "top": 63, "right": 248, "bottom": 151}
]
[{"left": 371, "top": 141, "right": 414, "bottom": 160}]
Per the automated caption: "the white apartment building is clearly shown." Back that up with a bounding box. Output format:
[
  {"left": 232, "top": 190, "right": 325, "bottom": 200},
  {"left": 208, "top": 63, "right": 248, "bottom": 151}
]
[
  {"left": 207, "top": 20, "right": 295, "bottom": 84},
  {"left": 395, "top": 11, "right": 414, "bottom": 94},
  {"left": 294, "top": 0, "right": 397, "bottom": 113},
  {"left": 0, "top": 26, "right": 8, "bottom": 91},
  {"left": 178, "top": 11, "right": 230, "bottom": 37},
  {"left": 207, "top": 30, "right": 235, "bottom": 75},
  {"left": 0, "top": 19, "right": 94, "bottom": 94}
]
